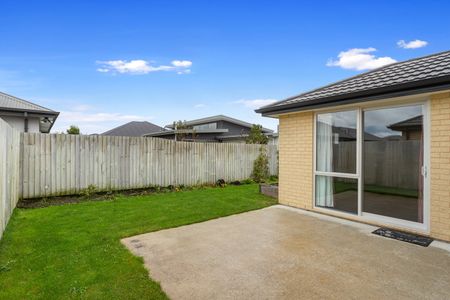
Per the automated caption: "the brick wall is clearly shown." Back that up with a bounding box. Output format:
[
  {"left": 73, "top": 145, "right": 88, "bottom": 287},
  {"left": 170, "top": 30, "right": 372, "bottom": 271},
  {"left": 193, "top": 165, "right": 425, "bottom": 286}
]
[
  {"left": 430, "top": 92, "right": 450, "bottom": 241},
  {"left": 276, "top": 93, "right": 450, "bottom": 242},
  {"left": 278, "top": 112, "right": 313, "bottom": 209}
]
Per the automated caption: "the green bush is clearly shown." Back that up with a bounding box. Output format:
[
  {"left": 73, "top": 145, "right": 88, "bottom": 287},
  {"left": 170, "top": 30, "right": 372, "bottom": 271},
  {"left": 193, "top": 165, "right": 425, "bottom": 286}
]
[
  {"left": 81, "top": 184, "right": 97, "bottom": 198},
  {"left": 251, "top": 146, "right": 270, "bottom": 183}
]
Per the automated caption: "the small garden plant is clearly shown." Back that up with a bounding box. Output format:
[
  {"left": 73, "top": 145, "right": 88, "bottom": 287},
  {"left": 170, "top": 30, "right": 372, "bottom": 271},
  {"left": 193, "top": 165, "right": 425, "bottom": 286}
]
[{"left": 251, "top": 146, "right": 270, "bottom": 183}]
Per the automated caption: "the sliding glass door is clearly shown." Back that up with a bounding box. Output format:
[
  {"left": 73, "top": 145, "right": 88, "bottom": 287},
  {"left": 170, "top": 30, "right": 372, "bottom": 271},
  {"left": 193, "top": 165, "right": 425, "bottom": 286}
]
[
  {"left": 314, "top": 102, "right": 427, "bottom": 227},
  {"left": 363, "top": 105, "right": 424, "bottom": 223}
]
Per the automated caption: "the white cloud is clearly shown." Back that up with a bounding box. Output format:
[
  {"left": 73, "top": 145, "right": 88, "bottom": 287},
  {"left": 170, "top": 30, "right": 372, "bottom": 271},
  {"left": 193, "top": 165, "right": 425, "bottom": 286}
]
[
  {"left": 194, "top": 104, "right": 206, "bottom": 108},
  {"left": 52, "top": 109, "right": 152, "bottom": 134},
  {"left": 234, "top": 99, "right": 278, "bottom": 109},
  {"left": 72, "top": 104, "right": 94, "bottom": 112},
  {"left": 172, "top": 60, "right": 192, "bottom": 67},
  {"left": 96, "top": 59, "right": 192, "bottom": 75},
  {"left": 177, "top": 69, "right": 191, "bottom": 75},
  {"left": 326, "top": 48, "right": 397, "bottom": 71},
  {"left": 397, "top": 39, "right": 428, "bottom": 49}
]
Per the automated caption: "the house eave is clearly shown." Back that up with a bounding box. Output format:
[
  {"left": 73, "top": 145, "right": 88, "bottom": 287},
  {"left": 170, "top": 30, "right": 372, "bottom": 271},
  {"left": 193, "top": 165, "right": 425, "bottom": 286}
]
[
  {"left": 256, "top": 76, "right": 450, "bottom": 117},
  {"left": 0, "top": 109, "right": 60, "bottom": 133}
]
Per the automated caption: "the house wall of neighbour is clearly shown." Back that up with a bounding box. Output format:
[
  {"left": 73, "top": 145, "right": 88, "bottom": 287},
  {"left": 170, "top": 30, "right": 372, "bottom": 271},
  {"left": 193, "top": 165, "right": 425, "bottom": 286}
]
[
  {"left": 0, "top": 115, "right": 40, "bottom": 133},
  {"left": 276, "top": 91, "right": 450, "bottom": 242},
  {"left": 157, "top": 133, "right": 218, "bottom": 142},
  {"left": 429, "top": 92, "right": 450, "bottom": 241},
  {"left": 217, "top": 121, "right": 251, "bottom": 136}
]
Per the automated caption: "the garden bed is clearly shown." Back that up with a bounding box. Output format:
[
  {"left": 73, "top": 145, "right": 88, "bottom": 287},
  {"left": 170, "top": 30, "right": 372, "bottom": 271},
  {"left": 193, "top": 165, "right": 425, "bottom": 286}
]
[{"left": 259, "top": 183, "right": 278, "bottom": 198}]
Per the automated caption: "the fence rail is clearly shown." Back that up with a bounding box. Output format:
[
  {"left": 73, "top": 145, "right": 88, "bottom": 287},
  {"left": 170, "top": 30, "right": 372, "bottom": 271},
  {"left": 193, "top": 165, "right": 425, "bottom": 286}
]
[
  {"left": 20, "top": 133, "right": 278, "bottom": 199},
  {"left": 0, "top": 119, "right": 20, "bottom": 238}
]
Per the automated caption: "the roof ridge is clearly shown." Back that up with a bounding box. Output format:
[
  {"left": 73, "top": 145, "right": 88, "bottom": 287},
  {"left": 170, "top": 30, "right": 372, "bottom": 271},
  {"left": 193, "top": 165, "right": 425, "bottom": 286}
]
[{"left": 0, "top": 91, "right": 55, "bottom": 112}]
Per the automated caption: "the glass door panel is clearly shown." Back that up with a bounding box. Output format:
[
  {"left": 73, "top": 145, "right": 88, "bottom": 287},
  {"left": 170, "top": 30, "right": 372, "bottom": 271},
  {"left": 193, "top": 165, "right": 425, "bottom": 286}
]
[
  {"left": 315, "top": 110, "right": 358, "bottom": 214},
  {"left": 363, "top": 105, "right": 424, "bottom": 223}
]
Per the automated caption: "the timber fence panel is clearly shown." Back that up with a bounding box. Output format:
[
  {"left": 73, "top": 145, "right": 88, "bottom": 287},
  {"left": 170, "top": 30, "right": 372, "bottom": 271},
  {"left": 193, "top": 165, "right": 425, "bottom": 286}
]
[
  {"left": 0, "top": 119, "right": 20, "bottom": 239},
  {"left": 20, "top": 133, "right": 278, "bottom": 199}
]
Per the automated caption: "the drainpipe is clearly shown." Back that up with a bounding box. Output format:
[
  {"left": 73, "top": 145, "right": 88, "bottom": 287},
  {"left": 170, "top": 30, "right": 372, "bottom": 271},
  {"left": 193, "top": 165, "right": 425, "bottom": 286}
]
[{"left": 24, "top": 112, "right": 28, "bottom": 132}]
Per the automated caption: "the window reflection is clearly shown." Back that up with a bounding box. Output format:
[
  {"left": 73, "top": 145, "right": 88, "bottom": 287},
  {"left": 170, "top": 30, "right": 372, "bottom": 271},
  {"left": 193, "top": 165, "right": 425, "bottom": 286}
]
[
  {"left": 316, "top": 110, "right": 357, "bottom": 174},
  {"left": 363, "top": 105, "right": 423, "bottom": 223}
]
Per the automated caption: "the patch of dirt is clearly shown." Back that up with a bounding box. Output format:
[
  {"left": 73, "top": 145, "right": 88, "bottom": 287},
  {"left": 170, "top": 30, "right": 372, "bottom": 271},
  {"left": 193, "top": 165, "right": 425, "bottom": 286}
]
[
  {"left": 17, "top": 193, "right": 115, "bottom": 208},
  {"left": 17, "top": 187, "right": 168, "bottom": 209},
  {"left": 17, "top": 180, "right": 268, "bottom": 209}
]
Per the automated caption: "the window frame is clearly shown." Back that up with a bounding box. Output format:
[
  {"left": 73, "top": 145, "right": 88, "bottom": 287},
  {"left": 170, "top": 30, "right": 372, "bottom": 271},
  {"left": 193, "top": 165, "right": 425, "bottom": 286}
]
[{"left": 312, "top": 97, "right": 430, "bottom": 233}]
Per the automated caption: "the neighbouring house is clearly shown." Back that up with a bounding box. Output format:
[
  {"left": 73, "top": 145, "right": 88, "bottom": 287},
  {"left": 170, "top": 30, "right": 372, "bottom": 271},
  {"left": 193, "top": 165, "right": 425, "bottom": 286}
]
[
  {"left": 0, "top": 91, "right": 59, "bottom": 133},
  {"left": 256, "top": 50, "right": 450, "bottom": 242},
  {"left": 387, "top": 115, "right": 423, "bottom": 140},
  {"left": 143, "top": 115, "right": 277, "bottom": 144},
  {"left": 101, "top": 121, "right": 165, "bottom": 137}
]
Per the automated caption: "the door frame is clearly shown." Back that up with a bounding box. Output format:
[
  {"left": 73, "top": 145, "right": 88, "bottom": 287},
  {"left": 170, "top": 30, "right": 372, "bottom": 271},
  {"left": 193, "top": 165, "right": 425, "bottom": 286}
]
[{"left": 312, "top": 97, "right": 430, "bottom": 233}]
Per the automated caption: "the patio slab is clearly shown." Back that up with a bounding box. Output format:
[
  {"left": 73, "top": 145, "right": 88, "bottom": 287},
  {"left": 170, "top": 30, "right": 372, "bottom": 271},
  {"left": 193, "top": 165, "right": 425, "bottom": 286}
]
[{"left": 122, "top": 206, "right": 450, "bottom": 300}]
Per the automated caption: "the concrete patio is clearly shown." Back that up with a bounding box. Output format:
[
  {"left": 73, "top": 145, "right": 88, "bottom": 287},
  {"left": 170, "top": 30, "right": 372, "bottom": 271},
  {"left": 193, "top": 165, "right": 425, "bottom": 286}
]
[{"left": 122, "top": 206, "right": 450, "bottom": 300}]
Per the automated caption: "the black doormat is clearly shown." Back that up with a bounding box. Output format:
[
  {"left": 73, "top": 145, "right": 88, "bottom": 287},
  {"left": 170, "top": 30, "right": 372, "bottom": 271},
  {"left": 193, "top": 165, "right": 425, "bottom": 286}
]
[{"left": 372, "top": 228, "right": 433, "bottom": 247}]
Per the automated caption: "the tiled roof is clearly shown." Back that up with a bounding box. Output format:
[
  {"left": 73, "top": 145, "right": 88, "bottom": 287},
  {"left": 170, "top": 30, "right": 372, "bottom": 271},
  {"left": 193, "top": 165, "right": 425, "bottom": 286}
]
[
  {"left": 257, "top": 50, "right": 450, "bottom": 114},
  {"left": 0, "top": 91, "right": 56, "bottom": 113},
  {"left": 102, "top": 121, "right": 165, "bottom": 136},
  {"left": 388, "top": 115, "right": 423, "bottom": 130}
]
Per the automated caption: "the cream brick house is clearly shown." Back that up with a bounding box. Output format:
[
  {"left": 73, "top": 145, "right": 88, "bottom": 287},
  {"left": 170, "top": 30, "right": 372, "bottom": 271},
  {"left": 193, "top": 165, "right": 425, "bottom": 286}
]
[{"left": 257, "top": 50, "right": 450, "bottom": 241}]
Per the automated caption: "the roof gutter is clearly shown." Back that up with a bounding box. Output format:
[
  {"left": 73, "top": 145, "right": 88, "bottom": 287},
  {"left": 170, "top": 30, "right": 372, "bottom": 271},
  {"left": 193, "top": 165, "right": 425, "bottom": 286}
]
[
  {"left": 0, "top": 106, "right": 59, "bottom": 116},
  {"left": 256, "top": 75, "right": 450, "bottom": 116}
]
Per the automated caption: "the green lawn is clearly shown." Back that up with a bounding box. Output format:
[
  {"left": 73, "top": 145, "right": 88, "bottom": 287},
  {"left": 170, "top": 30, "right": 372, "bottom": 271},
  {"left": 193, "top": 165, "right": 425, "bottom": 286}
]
[
  {"left": 0, "top": 184, "right": 276, "bottom": 299},
  {"left": 334, "top": 181, "right": 418, "bottom": 198}
]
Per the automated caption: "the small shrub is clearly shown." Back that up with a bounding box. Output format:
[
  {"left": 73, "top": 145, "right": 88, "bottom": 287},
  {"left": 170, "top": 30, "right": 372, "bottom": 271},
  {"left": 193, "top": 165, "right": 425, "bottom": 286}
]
[
  {"left": 81, "top": 184, "right": 97, "bottom": 198},
  {"left": 269, "top": 175, "right": 278, "bottom": 182},
  {"left": 230, "top": 180, "right": 241, "bottom": 186},
  {"left": 251, "top": 146, "right": 270, "bottom": 183}
]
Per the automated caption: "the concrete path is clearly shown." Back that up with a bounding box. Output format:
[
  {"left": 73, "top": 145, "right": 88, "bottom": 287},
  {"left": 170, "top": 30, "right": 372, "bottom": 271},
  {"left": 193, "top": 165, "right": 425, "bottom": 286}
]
[{"left": 122, "top": 206, "right": 450, "bottom": 300}]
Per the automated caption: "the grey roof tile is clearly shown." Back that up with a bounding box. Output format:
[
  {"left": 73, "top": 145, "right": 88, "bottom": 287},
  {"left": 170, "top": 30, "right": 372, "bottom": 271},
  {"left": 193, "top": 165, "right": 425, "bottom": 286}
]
[
  {"left": 102, "top": 121, "right": 165, "bottom": 136},
  {"left": 258, "top": 50, "right": 450, "bottom": 113},
  {"left": 0, "top": 91, "right": 56, "bottom": 113}
]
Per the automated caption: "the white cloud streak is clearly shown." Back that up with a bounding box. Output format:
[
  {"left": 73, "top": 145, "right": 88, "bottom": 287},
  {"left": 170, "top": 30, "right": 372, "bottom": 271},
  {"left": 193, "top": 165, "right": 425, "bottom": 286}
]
[
  {"left": 52, "top": 109, "right": 152, "bottom": 134},
  {"left": 96, "top": 59, "right": 192, "bottom": 75},
  {"left": 326, "top": 48, "right": 397, "bottom": 71},
  {"left": 171, "top": 60, "right": 192, "bottom": 67},
  {"left": 234, "top": 99, "right": 278, "bottom": 109},
  {"left": 397, "top": 39, "right": 428, "bottom": 49}
]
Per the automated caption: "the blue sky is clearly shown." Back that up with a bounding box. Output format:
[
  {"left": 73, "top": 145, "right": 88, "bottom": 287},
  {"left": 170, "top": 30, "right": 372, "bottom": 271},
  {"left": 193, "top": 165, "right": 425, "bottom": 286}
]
[{"left": 1, "top": 0, "right": 449, "bottom": 133}]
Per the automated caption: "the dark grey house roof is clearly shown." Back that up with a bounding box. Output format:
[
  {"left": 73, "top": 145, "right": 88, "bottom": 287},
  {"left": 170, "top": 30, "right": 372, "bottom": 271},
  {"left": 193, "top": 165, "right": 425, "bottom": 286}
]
[
  {"left": 388, "top": 115, "right": 422, "bottom": 131},
  {"left": 102, "top": 121, "right": 165, "bottom": 137},
  {"left": 165, "top": 115, "right": 273, "bottom": 133},
  {"left": 257, "top": 50, "right": 450, "bottom": 115}
]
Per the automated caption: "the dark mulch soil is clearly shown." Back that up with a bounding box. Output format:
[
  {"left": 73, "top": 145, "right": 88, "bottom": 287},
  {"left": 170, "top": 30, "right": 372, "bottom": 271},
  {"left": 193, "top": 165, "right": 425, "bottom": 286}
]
[{"left": 18, "top": 188, "right": 161, "bottom": 208}]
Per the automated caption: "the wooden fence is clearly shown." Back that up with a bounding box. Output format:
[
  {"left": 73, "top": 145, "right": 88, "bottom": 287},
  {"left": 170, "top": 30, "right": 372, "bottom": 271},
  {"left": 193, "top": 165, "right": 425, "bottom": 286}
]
[
  {"left": 20, "top": 133, "right": 278, "bottom": 199},
  {"left": 0, "top": 119, "right": 20, "bottom": 238},
  {"left": 333, "top": 140, "right": 420, "bottom": 189}
]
